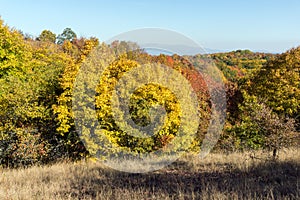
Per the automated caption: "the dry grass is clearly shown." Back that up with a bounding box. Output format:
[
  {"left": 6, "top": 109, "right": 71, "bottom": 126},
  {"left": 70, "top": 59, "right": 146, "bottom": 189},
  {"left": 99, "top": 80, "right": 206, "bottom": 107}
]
[{"left": 0, "top": 148, "right": 299, "bottom": 200}]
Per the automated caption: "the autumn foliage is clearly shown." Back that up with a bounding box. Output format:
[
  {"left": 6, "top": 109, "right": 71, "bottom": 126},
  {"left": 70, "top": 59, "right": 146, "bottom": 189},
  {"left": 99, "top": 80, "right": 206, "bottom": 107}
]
[{"left": 0, "top": 18, "right": 299, "bottom": 167}]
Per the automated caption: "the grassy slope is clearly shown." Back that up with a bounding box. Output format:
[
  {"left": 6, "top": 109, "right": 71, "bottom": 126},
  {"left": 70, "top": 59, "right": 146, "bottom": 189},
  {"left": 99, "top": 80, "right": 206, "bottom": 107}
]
[{"left": 0, "top": 148, "right": 299, "bottom": 200}]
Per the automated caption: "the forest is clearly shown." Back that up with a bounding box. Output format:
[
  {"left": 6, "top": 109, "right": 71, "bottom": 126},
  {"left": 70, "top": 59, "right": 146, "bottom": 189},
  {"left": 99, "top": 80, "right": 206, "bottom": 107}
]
[{"left": 0, "top": 18, "right": 299, "bottom": 168}]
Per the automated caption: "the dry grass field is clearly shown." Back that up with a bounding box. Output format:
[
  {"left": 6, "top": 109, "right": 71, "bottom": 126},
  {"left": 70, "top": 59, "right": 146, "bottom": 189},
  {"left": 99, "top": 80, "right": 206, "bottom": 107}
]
[{"left": 0, "top": 148, "right": 299, "bottom": 200}]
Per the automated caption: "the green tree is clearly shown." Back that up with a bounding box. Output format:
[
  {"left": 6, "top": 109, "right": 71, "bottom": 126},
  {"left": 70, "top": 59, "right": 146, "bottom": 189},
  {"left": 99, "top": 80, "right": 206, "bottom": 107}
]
[
  {"left": 57, "top": 28, "right": 77, "bottom": 44},
  {"left": 228, "top": 92, "right": 296, "bottom": 152},
  {"left": 38, "top": 30, "right": 56, "bottom": 43}
]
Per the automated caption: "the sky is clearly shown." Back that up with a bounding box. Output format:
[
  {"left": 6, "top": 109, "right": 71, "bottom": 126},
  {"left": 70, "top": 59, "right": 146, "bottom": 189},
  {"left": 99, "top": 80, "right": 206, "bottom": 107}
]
[{"left": 0, "top": 0, "right": 300, "bottom": 53}]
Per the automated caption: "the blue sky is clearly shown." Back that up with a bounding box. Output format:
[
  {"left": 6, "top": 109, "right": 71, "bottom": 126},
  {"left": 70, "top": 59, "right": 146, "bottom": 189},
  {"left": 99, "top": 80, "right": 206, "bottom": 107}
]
[{"left": 0, "top": 0, "right": 299, "bottom": 53}]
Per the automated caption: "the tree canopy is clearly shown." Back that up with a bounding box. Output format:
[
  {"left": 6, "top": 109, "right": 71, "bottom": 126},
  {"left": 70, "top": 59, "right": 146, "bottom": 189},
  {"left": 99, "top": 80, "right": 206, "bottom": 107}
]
[
  {"left": 38, "top": 30, "right": 56, "bottom": 43},
  {"left": 0, "top": 18, "right": 298, "bottom": 167},
  {"left": 56, "top": 28, "right": 77, "bottom": 44}
]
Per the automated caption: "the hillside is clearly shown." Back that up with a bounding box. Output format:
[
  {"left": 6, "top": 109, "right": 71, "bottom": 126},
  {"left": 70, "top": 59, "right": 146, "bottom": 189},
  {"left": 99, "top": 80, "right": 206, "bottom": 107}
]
[{"left": 0, "top": 18, "right": 299, "bottom": 168}]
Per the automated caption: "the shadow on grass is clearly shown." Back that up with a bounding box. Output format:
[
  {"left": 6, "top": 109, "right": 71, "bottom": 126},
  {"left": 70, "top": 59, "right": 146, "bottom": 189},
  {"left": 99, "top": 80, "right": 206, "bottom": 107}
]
[{"left": 66, "top": 160, "right": 299, "bottom": 199}]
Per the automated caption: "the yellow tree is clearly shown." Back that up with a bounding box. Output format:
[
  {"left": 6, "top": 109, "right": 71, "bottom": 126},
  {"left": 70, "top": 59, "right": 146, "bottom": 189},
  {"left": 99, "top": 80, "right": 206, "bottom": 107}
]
[
  {"left": 249, "top": 47, "right": 300, "bottom": 117},
  {"left": 0, "top": 19, "right": 71, "bottom": 166},
  {"left": 53, "top": 37, "right": 99, "bottom": 156}
]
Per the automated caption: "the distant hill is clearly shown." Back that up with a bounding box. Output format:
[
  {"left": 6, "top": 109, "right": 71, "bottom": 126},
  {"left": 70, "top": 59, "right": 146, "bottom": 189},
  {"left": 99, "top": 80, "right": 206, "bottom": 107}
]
[
  {"left": 141, "top": 43, "right": 277, "bottom": 55},
  {"left": 191, "top": 50, "right": 276, "bottom": 82}
]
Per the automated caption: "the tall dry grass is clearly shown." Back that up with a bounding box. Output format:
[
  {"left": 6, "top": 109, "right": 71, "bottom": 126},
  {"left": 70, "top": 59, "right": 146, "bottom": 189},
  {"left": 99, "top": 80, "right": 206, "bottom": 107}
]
[{"left": 0, "top": 148, "right": 299, "bottom": 200}]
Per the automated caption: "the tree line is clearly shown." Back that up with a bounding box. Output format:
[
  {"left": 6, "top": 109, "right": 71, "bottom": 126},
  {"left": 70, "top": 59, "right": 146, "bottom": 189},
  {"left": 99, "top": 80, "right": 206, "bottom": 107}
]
[{"left": 0, "top": 18, "right": 299, "bottom": 167}]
